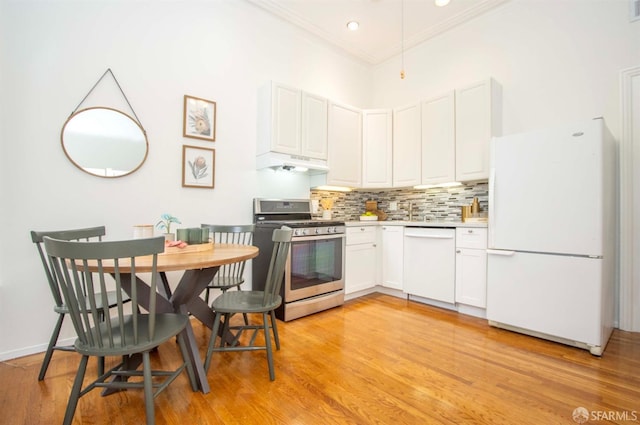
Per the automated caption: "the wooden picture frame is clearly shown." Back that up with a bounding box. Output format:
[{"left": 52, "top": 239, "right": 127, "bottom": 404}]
[
  {"left": 182, "top": 145, "right": 215, "bottom": 188},
  {"left": 183, "top": 95, "right": 216, "bottom": 141}
]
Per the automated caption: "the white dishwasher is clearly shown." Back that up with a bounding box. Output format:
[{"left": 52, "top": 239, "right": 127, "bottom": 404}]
[{"left": 403, "top": 227, "right": 456, "bottom": 303}]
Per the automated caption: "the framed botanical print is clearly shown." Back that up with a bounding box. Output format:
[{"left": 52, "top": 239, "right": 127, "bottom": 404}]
[
  {"left": 182, "top": 145, "right": 215, "bottom": 188},
  {"left": 183, "top": 95, "right": 216, "bottom": 141}
]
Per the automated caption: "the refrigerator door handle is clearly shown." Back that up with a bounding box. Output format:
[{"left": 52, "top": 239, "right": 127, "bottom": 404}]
[
  {"left": 488, "top": 166, "right": 496, "bottom": 247},
  {"left": 486, "top": 249, "right": 515, "bottom": 256}
]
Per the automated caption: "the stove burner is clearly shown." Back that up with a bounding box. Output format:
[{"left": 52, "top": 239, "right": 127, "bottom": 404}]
[{"left": 254, "top": 198, "right": 343, "bottom": 227}]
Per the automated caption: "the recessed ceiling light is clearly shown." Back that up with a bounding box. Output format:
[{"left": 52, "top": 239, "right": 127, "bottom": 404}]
[
  {"left": 346, "top": 21, "right": 360, "bottom": 31},
  {"left": 435, "top": 0, "right": 450, "bottom": 6}
]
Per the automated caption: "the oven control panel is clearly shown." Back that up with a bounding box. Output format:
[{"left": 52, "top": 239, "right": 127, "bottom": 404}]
[{"left": 293, "top": 226, "right": 345, "bottom": 237}]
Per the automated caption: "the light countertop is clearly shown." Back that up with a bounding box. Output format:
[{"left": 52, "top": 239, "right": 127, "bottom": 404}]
[{"left": 344, "top": 220, "right": 487, "bottom": 228}]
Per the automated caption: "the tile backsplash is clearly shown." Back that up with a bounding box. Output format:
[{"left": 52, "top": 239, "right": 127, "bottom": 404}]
[{"left": 311, "top": 181, "right": 488, "bottom": 222}]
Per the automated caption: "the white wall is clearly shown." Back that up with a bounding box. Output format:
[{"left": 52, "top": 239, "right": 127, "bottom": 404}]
[
  {"left": 371, "top": 0, "right": 639, "bottom": 139},
  {"left": 0, "top": 0, "right": 370, "bottom": 360}
]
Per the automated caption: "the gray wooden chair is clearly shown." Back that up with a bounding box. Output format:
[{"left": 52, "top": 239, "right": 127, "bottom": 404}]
[
  {"left": 43, "top": 235, "right": 194, "bottom": 425},
  {"left": 200, "top": 224, "right": 255, "bottom": 304},
  {"left": 204, "top": 226, "right": 292, "bottom": 381},
  {"left": 31, "top": 226, "right": 131, "bottom": 381}
]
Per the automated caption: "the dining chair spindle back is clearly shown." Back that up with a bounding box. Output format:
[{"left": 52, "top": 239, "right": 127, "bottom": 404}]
[
  {"left": 43, "top": 235, "right": 194, "bottom": 425},
  {"left": 204, "top": 226, "right": 292, "bottom": 381},
  {"left": 200, "top": 224, "right": 255, "bottom": 303},
  {"left": 30, "top": 226, "right": 128, "bottom": 381}
]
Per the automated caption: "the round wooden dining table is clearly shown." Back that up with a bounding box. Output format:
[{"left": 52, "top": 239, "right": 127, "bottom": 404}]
[{"left": 102, "top": 243, "right": 259, "bottom": 394}]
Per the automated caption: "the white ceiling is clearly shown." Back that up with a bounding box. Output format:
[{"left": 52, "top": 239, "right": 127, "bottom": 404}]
[{"left": 245, "top": 0, "right": 511, "bottom": 65}]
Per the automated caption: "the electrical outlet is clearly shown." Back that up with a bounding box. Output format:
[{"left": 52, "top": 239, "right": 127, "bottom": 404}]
[
  {"left": 389, "top": 201, "right": 398, "bottom": 211},
  {"left": 311, "top": 199, "right": 319, "bottom": 213}
]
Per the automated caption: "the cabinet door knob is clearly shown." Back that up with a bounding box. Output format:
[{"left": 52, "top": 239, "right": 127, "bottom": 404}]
[
  {"left": 468, "top": 229, "right": 473, "bottom": 233},
  {"left": 456, "top": 249, "right": 461, "bottom": 253}
]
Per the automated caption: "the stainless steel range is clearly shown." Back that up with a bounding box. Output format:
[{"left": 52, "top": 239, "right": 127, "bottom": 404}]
[{"left": 252, "top": 198, "right": 345, "bottom": 321}]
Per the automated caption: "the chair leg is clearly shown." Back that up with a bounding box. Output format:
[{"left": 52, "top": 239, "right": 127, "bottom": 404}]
[
  {"left": 269, "top": 310, "right": 281, "bottom": 350},
  {"left": 204, "top": 312, "right": 222, "bottom": 373},
  {"left": 263, "top": 312, "right": 275, "bottom": 381},
  {"left": 160, "top": 272, "right": 172, "bottom": 299},
  {"left": 220, "top": 313, "right": 232, "bottom": 347},
  {"left": 97, "top": 357, "right": 105, "bottom": 377},
  {"left": 39, "top": 313, "right": 65, "bottom": 381},
  {"left": 142, "top": 351, "right": 155, "bottom": 425},
  {"left": 63, "top": 355, "right": 88, "bottom": 425},
  {"left": 204, "top": 287, "right": 211, "bottom": 305}
]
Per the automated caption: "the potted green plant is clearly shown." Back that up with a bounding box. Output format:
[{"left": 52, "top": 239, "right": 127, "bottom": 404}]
[{"left": 156, "top": 213, "right": 181, "bottom": 241}]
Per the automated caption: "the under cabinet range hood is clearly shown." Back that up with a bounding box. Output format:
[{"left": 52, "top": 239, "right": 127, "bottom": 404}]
[{"left": 256, "top": 152, "right": 329, "bottom": 173}]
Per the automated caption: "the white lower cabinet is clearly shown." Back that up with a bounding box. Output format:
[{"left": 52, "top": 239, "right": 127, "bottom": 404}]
[
  {"left": 381, "top": 226, "right": 403, "bottom": 290},
  {"left": 345, "top": 226, "right": 377, "bottom": 294},
  {"left": 403, "top": 227, "right": 456, "bottom": 303},
  {"left": 455, "top": 228, "right": 488, "bottom": 308},
  {"left": 345, "top": 224, "right": 488, "bottom": 311}
]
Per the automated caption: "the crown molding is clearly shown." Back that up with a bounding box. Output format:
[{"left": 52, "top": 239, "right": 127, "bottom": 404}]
[{"left": 245, "top": 0, "right": 510, "bottom": 65}]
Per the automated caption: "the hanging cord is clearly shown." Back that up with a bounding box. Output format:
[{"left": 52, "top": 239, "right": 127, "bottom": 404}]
[
  {"left": 400, "top": 0, "right": 405, "bottom": 79},
  {"left": 71, "top": 68, "right": 145, "bottom": 130}
]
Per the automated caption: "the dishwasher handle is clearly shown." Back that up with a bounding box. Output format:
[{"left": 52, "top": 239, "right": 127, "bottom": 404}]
[
  {"left": 405, "top": 234, "right": 454, "bottom": 239},
  {"left": 486, "top": 249, "right": 515, "bottom": 256}
]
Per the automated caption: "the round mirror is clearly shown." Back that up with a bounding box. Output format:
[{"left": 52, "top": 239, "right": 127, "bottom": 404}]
[{"left": 61, "top": 107, "right": 148, "bottom": 178}]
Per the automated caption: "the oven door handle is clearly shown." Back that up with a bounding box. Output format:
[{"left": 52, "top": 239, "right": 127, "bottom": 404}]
[{"left": 292, "top": 234, "right": 345, "bottom": 242}]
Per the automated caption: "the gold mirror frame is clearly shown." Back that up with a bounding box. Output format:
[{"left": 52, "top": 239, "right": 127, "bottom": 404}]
[{"left": 60, "top": 107, "right": 149, "bottom": 178}]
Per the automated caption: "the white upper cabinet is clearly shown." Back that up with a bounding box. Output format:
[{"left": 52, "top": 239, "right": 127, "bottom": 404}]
[
  {"left": 362, "top": 109, "right": 393, "bottom": 188},
  {"left": 421, "top": 91, "right": 456, "bottom": 185},
  {"left": 301, "top": 92, "right": 328, "bottom": 160},
  {"left": 327, "top": 101, "right": 362, "bottom": 187},
  {"left": 455, "top": 78, "right": 501, "bottom": 182},
  {"left": 257, "top": 82, "right": 327, "bottom": 160},
  {"left": 393, "top": 103, "right": 422, "bottom": 187}
]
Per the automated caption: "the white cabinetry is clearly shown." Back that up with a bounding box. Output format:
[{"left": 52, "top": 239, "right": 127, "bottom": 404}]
[
  {"left": 455, "top": 78, "right": 501, "bottom": 182},
  {"left": 393, "top": 103, "right": 422, "bottom": 187},
  {"left": 421, "top": 91, "right": 455, "bottom": 185},
  {"left": 327, "top": 101, "right": 362, "bottom": 187},
  {"left": 381, "top": 226, "right": 403, "bottom": 290},
  {"left": 455, "top": 228, "right": 488, "bottom": 308},
  {"left": 301, "top": 92, "right": 329, "bottom": 159},
  {"left": 257, "top": 82, "right": 328, "bottom": 160},
  {"left": 258, "top": 82, "right": 299, "bottom": 155},
  {"left": 404, "top": 227, "right": 456, "bottom": 303},
  {"left": 362, "top": 109, "right": 393, "bottom": 188},
  {"left": 345, "top": 226, "right": 377, "bottom": 294}
]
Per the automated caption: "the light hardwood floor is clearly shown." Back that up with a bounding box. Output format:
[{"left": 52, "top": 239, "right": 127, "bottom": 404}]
[{"left": 2, "top": 293, "right": 639, "bottom": 424}]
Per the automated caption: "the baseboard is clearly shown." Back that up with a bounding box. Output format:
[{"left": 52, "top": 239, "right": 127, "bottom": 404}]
[{"left": 0, "top": 336, "right": 75, "bottom": 362}]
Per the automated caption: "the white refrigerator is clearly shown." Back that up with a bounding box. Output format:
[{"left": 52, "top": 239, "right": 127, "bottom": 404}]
[{"left": 486, "top": 118, "right": 616, "bottom": 356}]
